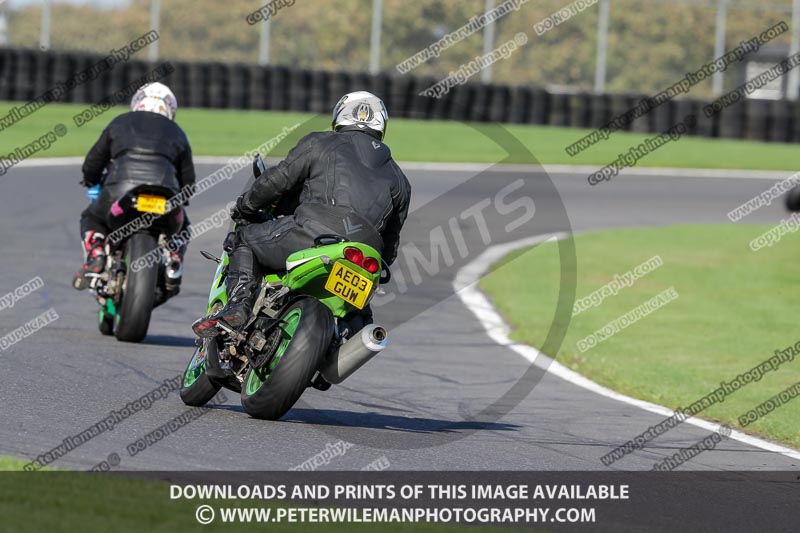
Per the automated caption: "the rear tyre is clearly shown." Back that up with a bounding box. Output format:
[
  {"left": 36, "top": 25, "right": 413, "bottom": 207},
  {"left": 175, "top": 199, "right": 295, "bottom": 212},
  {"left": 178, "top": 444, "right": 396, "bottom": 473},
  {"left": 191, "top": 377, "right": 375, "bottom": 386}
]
[
  {"left": 241, "top": 298, "right": 334, "bottom": 420},
  {"left": 114, "top": 233, "right": 158, "bottom": 343},
  {"left": 786, "top": 185, "right": 800, "bottom": 212},
  {"left": 180, "top": 340, "right": 222, "bottom": 407}
]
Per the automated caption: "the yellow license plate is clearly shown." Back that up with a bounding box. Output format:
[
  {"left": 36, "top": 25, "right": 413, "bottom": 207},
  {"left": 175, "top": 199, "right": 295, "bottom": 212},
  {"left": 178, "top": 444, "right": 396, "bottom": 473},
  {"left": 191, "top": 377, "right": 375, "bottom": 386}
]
[
  {"left": 324, "top": 262, "right": 373, "bottom": 309},
  {"left": 136, "top": 194, "right": 167, "bottom": 214}
]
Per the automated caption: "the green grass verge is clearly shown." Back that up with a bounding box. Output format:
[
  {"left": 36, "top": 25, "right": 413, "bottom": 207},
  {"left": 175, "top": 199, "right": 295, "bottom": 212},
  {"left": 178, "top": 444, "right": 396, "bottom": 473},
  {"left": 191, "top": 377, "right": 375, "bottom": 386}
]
[
  {"left": 0, "top": 457, "right": 38, "bottom": 471},
  {"left": 0, "top": 457, "right": 543, "bottom": 533},
  {"left": 2, "top": 102, "right": 800, "bottom": 169},
  {"left": 479, "top": 224, "right": 800, "bottom": 449}
]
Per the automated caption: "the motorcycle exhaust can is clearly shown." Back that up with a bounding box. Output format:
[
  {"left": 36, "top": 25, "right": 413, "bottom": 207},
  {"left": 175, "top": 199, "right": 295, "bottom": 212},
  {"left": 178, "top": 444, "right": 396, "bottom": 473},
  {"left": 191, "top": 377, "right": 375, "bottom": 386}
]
[{"left": 321, "top": 324, "right": 388, "bottom": 384}]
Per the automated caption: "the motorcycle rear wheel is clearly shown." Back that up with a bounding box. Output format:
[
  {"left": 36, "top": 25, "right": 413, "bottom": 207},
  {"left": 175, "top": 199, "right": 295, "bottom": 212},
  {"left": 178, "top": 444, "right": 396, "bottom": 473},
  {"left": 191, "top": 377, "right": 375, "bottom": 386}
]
[
  {"left": 240, "top": 297, "right": 334, "bottom": 420},
  {"left": 114, "top": 233, "right": 158, "bottom": 343}
]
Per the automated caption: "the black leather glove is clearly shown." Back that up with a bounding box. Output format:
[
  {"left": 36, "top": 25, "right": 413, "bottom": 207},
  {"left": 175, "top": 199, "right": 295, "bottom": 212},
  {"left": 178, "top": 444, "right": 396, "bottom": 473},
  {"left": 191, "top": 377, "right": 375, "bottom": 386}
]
[
  {"left": 230, "top": 194, "right": 267, "bottom": 225},
  {"left": 229, "top": 206, "right": 248, "bottom": 225}
]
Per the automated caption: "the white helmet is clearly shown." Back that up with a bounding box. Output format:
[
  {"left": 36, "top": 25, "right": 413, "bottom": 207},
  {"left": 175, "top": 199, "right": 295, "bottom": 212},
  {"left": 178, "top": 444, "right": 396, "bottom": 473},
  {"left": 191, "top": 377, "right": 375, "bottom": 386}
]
[
  {"left": 130, "top": 82, "right": 177, "bottom": 121},
  {"left": 331, "top": 91, "right": 388, "bottom": 140}
]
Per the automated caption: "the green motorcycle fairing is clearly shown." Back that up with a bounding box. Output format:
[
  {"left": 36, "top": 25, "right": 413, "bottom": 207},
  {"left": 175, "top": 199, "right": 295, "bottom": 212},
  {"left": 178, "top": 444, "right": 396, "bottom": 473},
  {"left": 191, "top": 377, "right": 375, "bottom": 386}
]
[{"left": 204, "top": 241, "right": 382, "bottom": 318}]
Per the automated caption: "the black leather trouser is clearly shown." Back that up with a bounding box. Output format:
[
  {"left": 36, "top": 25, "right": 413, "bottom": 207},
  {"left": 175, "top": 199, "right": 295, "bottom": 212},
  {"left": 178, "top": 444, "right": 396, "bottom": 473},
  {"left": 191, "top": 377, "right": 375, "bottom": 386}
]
[{"left": 224, "top": 215, "right": 320, "bottom": 299}]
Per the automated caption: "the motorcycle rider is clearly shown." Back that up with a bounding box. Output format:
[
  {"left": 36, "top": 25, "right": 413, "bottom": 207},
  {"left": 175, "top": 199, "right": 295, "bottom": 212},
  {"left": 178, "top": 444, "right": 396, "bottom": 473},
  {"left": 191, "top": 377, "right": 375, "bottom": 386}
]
[
  {"left": 73, "top": 82, "right": 195, "bottom": 294},
  {"left": 192, "top": 91, "right": 411, "bottom": 337}
]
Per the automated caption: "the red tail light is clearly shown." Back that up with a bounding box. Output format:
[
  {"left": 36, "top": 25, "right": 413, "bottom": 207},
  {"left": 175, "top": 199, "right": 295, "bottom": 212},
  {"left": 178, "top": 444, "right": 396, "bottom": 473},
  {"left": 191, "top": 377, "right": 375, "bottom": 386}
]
[
  {"left": 362, "top": 257, "right": 380, "bottom": 273},
  {"left": 344, "top": 246, "right": 364, "bottom": 266}
]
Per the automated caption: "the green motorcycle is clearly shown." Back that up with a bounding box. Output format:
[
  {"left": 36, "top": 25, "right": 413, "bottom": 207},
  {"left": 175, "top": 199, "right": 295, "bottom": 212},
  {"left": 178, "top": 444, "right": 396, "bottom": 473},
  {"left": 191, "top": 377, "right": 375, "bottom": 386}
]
[{"left": 179, "top": 157, "right": 389, "bottom": 420}]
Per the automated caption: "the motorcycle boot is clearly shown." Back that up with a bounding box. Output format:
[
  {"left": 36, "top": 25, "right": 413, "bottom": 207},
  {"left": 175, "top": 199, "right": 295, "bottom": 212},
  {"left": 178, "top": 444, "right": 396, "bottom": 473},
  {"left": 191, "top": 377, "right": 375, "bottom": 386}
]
[
  {"left": 192, "top": 244, "right": 257, "bottom": 337},
  {"left": 73, "top": 231, "right": 106, "bottom": 290}
]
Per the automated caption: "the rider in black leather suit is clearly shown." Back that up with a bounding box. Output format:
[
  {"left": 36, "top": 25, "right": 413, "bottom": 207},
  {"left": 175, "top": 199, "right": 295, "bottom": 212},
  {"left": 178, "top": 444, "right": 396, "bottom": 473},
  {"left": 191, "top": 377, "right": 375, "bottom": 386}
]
[
  {"left": 74, "top": 82, "right": 195, "bottom": 292},
  {"left": 192, "top": 91, "right": 411, "bottom": 337}
]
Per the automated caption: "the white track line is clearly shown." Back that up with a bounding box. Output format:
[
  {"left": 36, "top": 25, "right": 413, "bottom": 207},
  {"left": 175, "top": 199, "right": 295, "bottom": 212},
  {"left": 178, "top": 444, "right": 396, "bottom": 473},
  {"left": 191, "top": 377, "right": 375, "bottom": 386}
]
[
  {"left": 454, "top": 233, "right": 800, "bottom": 463},
  {"left": 13, "top": 157, "right": 792, "bottom": 180}
]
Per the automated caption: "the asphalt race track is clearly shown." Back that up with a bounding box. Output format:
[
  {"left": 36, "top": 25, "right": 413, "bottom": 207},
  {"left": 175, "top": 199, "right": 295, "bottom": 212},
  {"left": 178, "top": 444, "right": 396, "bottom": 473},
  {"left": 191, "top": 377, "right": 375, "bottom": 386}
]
[{"left": 1, "top": 160, "right": 797, "bottom": 472}]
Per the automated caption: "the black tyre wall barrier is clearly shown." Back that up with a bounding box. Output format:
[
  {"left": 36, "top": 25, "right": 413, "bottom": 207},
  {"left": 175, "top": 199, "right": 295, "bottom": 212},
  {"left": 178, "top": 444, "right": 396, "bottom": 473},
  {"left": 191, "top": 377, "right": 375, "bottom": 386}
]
[
  {"left": 744, "top": 98, "right": 769, "bottom": 141},
  {"left": 207, "top": 63, "right": 228, "bottom": 109},
  {"left": 507, "top": 86, "right": 531, "bottom": 124},
  {"left": 381, "top": 74, "right": 411, "bottom": 119},
  {"left": 352, "top": 73, "right": 371, "bottom": 97},
  {"left": 448, "top": 83, "right": 472, "bottom": 122},
  {"left": 768, "top": 100, "right": 791, "bottom": 143},
  {"left": 71, "top": 54, "right": 95, "bottom": 104},
  {"left": 792, "top": 102, "right": 800, "bottom": 143},
  {"left": 288, "top": 69, "right": 311, "bottom": 112},
  {"left": 328, "top": 71, "right": 352, "bottom": 111},
  {"left": 0, "top": 48, "right": 12, "bottom": 100},
  {"left": 693, "top": 99, "right": 715, "bottom": 138},
  {"left": 627, "top": 96, "right": 650, "bottom": 134},
  {"left": 269, "top": 66, "right": 290, "bottom": 111},
  {"left": 585, "top": 93, "right": 606, "bottom": 129},
  {"left": 186, "top": 62, "right": 208, "bottom": 108},
  {"left": 606, "top": 95, "right": 629, "bottom": 132},
  {"left": 12, "top": 49, "right": 38, "bottom": 102},
  {"left": 718, "top": 97, "right": 746, "bottom": 139},
  {"left": 0, "top": 46, "right": 796, "bottom": 144},
  {"left": 673, "top": 99, "right": 698, "bottom": 134},
  {"left": 246, "top": 65, "right": 268, "bottom": 110},
  {"left": 650, "top": 97, "right": 673, "bottom": 133},
  {"left": 567, "top": 93, "right": 590, "bottom": 129},
  {"left": 228, "top": 64, "right": 247, "bottom": 110},
  {"left": 527, "top": 88, "right": 548, "bottom": 125},
  {"left": 162, "top": 62, "right": 189, "bottom": 109},
  {"left": 548, "top": 92, "right": 570, "bottom": 127},
  {"left": 309, "top": 71, "right": 330, "bottom": 114},
  {"left": 487, "top": 85, "right": 509, "bottom": 123},
  {"left": 408, "top": 76, "right": 437, "bottom": 119}
]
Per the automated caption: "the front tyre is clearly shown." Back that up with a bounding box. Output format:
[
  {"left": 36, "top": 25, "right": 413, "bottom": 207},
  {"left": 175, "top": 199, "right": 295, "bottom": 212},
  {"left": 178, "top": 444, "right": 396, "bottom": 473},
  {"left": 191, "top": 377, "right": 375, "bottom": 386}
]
[
  {"left": 180, "top": 340, "right": 222, "bottom": 407},
  {"left": 98, "top": 309, "right": 114, "bottom": 336},
  {"left": 241, "top": 298, "right": 334, "bottom": 420},
  {"left": 114, "top": 233, "right": 158, "bottom": 343}
]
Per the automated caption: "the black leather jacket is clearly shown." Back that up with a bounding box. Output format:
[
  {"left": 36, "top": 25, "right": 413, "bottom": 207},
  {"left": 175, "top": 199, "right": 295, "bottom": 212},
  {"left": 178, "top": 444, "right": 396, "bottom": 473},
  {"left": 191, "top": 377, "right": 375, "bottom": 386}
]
[
  {"left": 82, "top": 111, "right": 195, "bottom": 198},
  {"left": 240, "top": 127, "right": 412, "bottom": 265}
]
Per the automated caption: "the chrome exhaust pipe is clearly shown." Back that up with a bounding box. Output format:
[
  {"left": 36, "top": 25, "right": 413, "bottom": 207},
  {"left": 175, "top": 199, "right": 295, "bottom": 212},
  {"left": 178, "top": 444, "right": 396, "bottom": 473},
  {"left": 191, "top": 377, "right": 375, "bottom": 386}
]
[{"left": 321, "top": 324, "right": 388, "bottom": 384}]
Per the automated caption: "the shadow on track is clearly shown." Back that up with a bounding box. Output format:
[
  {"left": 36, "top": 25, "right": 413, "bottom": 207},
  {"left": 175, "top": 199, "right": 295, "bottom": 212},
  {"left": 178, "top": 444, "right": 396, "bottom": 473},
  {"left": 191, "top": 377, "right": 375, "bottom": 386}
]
[
  {"left": 209, "top": 404, "right": 521, "bottom": 434},
  {"left": 283, "top": 408, "right": 521, "bottom": 434},
  {"left": 142, "top": 335, "right": 197, "bottom": 347}
]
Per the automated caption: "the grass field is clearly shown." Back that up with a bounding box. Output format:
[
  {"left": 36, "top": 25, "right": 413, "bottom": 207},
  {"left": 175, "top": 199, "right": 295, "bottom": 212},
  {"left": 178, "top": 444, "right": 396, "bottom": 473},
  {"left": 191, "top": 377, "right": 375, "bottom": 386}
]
[
  {"left": 3, "top": 102, "right": 800, "bottom": 169},
  {"left": 480, "top": 224, "right": 800, "bottom": 450}
]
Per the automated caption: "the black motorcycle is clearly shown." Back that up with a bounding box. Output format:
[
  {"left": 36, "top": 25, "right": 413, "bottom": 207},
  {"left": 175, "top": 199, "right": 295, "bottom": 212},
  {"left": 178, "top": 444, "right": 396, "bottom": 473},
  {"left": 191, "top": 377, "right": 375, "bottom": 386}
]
[{"left": 81, "top": 184, "right": 184, "bottom": 342}]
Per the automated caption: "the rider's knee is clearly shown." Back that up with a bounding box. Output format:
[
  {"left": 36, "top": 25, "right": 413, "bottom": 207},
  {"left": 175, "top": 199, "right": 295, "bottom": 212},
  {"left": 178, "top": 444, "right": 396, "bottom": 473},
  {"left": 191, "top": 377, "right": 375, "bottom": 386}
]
[{"left": 224, "top": 228, "right": 247, "bottom": 253}]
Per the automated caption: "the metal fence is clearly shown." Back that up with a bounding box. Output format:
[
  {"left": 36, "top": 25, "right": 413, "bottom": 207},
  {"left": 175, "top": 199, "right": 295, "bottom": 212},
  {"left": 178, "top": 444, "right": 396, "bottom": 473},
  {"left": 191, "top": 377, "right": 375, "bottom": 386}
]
[{"left": 0, "top": 0, "right": 798, "bottom": 100}]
